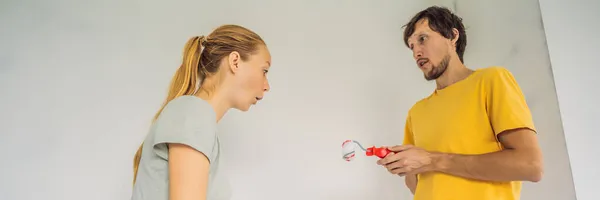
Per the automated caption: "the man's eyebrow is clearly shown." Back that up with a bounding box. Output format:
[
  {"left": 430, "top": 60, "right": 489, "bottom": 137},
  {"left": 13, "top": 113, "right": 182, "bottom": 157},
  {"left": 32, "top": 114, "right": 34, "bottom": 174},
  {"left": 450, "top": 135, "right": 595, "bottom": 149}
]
[
  {"left": 407, "top": 32, "right": 420, "bottom": 43},
  {"left": 408, "top": 32, "right": 428, "bottom": 41}
]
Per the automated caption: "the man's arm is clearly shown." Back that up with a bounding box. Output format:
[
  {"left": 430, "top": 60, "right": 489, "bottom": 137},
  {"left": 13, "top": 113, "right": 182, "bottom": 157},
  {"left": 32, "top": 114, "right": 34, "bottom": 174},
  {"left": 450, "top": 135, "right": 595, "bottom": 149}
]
[
  {"left": 432, "top": 128, "right": 543, "bottom": 182},
  {"left": 405, "top": 173, "right": 417, "bottom": 194},
  {"left": 431, "top": 67, "right": 543, "bottom": 182},
  {"left": 438, "top": 67, "right": 543, "bottom": 182},
  {"left": 384, "top": 127, "right": 544, "bottom": 183}
]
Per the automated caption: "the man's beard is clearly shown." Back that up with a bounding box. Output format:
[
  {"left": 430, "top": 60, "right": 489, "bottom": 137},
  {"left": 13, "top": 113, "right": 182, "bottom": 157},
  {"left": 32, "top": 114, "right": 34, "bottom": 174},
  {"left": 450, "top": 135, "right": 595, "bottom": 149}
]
[{"left": 424, "top": 54, "right": 450, "bottom": 81}]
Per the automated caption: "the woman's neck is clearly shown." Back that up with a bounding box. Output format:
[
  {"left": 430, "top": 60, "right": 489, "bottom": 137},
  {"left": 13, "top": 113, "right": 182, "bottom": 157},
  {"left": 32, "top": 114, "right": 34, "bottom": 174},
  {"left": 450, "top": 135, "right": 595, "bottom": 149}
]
[{"left": 194, "top": 90, "right": 229, "bottom": 122}]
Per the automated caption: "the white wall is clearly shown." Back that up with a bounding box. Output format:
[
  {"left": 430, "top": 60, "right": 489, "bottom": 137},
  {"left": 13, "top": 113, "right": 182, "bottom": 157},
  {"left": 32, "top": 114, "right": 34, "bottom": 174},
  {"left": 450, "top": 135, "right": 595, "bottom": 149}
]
[
  {"left": 0, "top": 0, "right": 579, "bottom": 200},
  {"left": 538, "top": 0, "right": 600, "bottom": 200}
]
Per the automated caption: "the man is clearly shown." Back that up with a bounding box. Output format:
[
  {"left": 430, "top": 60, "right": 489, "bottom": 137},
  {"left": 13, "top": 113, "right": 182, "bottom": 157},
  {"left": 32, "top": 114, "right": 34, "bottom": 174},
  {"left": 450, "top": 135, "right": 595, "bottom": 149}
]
[{"left": 377, "top": 6, "right": 544, "bottom": 200}]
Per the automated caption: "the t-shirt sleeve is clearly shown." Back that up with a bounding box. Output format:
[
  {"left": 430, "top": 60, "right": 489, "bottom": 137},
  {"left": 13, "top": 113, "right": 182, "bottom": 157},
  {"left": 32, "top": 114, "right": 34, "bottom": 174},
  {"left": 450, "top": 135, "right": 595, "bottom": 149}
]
[
  {"left": 151, "top": 97, "right": 217, "bottom": 162},
  {"left": 402, "top": 113, "right": 415, "bottom": 145},
  {"left": 484, "top": 67, "right": 536, "bottom": 136}
]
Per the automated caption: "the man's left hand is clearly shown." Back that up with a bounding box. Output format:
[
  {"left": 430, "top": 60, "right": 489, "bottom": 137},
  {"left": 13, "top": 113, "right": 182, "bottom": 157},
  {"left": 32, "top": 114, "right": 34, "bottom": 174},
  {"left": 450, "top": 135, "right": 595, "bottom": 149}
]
[{"left": 376, "top": 145, "right": 438, "bottom": 176}]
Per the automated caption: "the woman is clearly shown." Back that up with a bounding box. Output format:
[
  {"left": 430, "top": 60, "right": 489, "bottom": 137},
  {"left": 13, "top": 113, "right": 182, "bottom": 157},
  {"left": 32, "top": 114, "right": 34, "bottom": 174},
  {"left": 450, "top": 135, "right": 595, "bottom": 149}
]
[{"left": 131, "top": 24, "right": 271, "bottom": 200}]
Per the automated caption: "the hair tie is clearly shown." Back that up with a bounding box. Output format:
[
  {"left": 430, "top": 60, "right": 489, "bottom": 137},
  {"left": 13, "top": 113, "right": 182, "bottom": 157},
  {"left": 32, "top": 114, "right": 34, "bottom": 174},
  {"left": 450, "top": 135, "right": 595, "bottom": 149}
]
[{"left": 199, "top": 35, "right": 207, "bottom": 46}]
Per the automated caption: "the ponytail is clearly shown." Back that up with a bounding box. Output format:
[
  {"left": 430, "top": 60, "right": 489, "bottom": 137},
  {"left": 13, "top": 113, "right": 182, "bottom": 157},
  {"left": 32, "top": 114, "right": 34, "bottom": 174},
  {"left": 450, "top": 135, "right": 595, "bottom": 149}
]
[{"left": 132, "top": 36, "right": 205, "bottom": 185}]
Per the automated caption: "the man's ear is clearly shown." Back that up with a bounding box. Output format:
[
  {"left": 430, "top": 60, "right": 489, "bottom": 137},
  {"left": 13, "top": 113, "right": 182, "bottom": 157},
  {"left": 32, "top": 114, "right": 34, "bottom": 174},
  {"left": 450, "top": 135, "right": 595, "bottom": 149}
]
[
  {"left": 451, "top": 28, "right": 460, "bottom": 46},
  {"left": 228, "top": 51, "right": 241, "bottom": 73}
]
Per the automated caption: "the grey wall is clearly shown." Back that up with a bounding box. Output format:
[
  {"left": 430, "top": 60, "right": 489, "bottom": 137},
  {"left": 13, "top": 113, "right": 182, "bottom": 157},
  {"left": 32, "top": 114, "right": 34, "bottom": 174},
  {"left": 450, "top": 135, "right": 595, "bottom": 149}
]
[
  {"left": 539, "top": 0, "right": 600, "bottom": 200},
  {"left": 0, "top": 0, "right": 579, "bottom": 200}
]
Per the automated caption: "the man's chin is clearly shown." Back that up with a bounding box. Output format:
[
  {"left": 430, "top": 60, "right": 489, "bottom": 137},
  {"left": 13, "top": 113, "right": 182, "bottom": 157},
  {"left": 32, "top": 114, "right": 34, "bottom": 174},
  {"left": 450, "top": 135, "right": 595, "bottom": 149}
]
[
  {"left": 424, "top": 72, "right": 436, "bottom": 81},
  {"left": 424, "top": 67, "right": 445, "bottom": 81}
]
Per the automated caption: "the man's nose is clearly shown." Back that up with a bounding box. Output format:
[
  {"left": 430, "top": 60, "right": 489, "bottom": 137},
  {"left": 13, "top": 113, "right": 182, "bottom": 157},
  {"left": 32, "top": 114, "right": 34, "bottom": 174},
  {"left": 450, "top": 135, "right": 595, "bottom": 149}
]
[{"left": 413, "top": 46, "right": 423, "bottom": 59}]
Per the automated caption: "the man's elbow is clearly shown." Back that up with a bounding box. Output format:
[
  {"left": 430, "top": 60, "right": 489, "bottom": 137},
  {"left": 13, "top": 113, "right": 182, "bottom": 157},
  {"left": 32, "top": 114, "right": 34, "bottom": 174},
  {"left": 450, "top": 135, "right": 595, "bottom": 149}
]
[{"left": 526, "top": 160, "right": 544, "bottom": 182}]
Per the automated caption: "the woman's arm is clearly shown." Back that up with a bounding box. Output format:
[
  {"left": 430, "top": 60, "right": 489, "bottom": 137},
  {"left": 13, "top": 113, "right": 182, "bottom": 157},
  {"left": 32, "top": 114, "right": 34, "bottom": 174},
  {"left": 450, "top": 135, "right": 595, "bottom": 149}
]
[{"left": 168, "top": 143, "right": 211, "bottom": 200}]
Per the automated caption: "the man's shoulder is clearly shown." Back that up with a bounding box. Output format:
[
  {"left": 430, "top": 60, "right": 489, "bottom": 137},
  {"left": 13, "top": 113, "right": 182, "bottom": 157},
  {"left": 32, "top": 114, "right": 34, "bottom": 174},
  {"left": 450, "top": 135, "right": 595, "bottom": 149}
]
[
  {"left": 408, "top": 67, "right": 515, "bottom": 111},
  {"left": 476, "top": 66, "right": 515, "bottom": 81},
  {"left": 407, "top": 95, "right": 433, "bottom": 116}
]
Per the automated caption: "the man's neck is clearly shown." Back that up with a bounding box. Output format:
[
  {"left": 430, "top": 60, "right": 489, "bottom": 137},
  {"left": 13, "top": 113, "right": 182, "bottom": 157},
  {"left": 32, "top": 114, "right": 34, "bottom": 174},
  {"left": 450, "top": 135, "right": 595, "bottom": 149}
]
[{"left": 435, "top": 59, "right": 474, "bottom": 90}]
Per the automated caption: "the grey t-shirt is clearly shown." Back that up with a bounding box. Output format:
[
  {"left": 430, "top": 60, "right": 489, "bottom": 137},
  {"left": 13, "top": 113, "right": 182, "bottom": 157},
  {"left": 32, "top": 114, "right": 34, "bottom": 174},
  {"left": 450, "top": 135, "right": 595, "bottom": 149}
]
[{"left": 132, "top": 95, "right": 231, "bottom": 200}]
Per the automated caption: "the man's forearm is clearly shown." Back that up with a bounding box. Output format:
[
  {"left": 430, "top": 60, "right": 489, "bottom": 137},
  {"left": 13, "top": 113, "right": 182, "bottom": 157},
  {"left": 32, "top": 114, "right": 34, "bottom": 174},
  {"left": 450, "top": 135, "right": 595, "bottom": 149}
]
[
  {"left": 432, "top": 148, "right": 543, "bottom": 182},
  {"left": 405, "top": 174, "right": 417, "bottom": 194}
]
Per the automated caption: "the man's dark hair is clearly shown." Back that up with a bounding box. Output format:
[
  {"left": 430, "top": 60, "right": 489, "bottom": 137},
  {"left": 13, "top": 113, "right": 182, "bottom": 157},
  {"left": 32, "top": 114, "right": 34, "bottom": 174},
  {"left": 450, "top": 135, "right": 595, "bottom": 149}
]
[{"left": 403, "top": 6, "right": 467, "bottom": 63}]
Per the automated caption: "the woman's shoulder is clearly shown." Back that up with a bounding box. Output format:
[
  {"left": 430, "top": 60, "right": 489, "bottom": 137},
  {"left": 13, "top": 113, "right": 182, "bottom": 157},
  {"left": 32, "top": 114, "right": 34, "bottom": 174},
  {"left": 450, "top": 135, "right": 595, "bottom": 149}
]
[
  {"left": 167, "top": 95, "right": 208, "bottom": 108},
  {"left": 159, "top": 95, "right": 216, "bottom": 123}
]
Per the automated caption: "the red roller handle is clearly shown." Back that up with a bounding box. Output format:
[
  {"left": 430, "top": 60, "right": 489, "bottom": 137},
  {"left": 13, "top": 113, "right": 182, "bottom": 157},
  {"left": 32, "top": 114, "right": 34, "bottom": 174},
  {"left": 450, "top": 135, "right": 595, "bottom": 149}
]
[{"left": 365, "top": 146, "right": 391, "bottom": 158}]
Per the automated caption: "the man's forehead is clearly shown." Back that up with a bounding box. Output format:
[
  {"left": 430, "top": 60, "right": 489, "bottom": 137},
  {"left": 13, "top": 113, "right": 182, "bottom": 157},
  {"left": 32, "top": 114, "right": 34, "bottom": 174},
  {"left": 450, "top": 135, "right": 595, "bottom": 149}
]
[{"left": 407, "top": 21, "right": 432, "bottom": 42}]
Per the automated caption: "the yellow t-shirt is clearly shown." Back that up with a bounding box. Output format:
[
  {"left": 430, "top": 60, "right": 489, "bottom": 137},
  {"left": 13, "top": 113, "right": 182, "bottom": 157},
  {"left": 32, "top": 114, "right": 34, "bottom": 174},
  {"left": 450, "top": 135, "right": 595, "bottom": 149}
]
[{"left": 403, "top": 66, "right": 536, "bottom": 200}]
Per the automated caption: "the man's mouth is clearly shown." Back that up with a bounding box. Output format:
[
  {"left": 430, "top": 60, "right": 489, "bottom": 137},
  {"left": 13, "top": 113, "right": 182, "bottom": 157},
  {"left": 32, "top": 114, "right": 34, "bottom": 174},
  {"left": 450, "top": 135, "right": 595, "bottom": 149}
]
[
  {"left": 255, "top": 97, "right": 263, "bottom": 101},
  {"left": 417, "top": 58, "right": 429, "bottom": 68}
]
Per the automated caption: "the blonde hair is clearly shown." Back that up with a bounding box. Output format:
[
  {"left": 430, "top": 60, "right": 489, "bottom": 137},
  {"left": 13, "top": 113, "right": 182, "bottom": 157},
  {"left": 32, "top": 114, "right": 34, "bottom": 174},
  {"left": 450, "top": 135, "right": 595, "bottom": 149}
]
[{"left": 132, "top": 24, "right": 265, "bottom": 184}]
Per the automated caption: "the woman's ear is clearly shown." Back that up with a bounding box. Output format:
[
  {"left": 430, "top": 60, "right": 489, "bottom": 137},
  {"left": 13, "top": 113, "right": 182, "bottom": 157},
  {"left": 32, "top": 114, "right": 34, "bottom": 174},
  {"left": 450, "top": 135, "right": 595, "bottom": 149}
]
[{"left": 228, "top": 51, "right": 241, "bottom": 73}]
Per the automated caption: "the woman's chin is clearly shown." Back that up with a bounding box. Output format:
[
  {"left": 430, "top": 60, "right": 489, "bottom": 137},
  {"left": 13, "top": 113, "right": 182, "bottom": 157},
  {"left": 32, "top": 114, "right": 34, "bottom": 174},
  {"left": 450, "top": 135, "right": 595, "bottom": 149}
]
[{"left": 234, "top": 103, "right": 252, "bottom": 112}]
